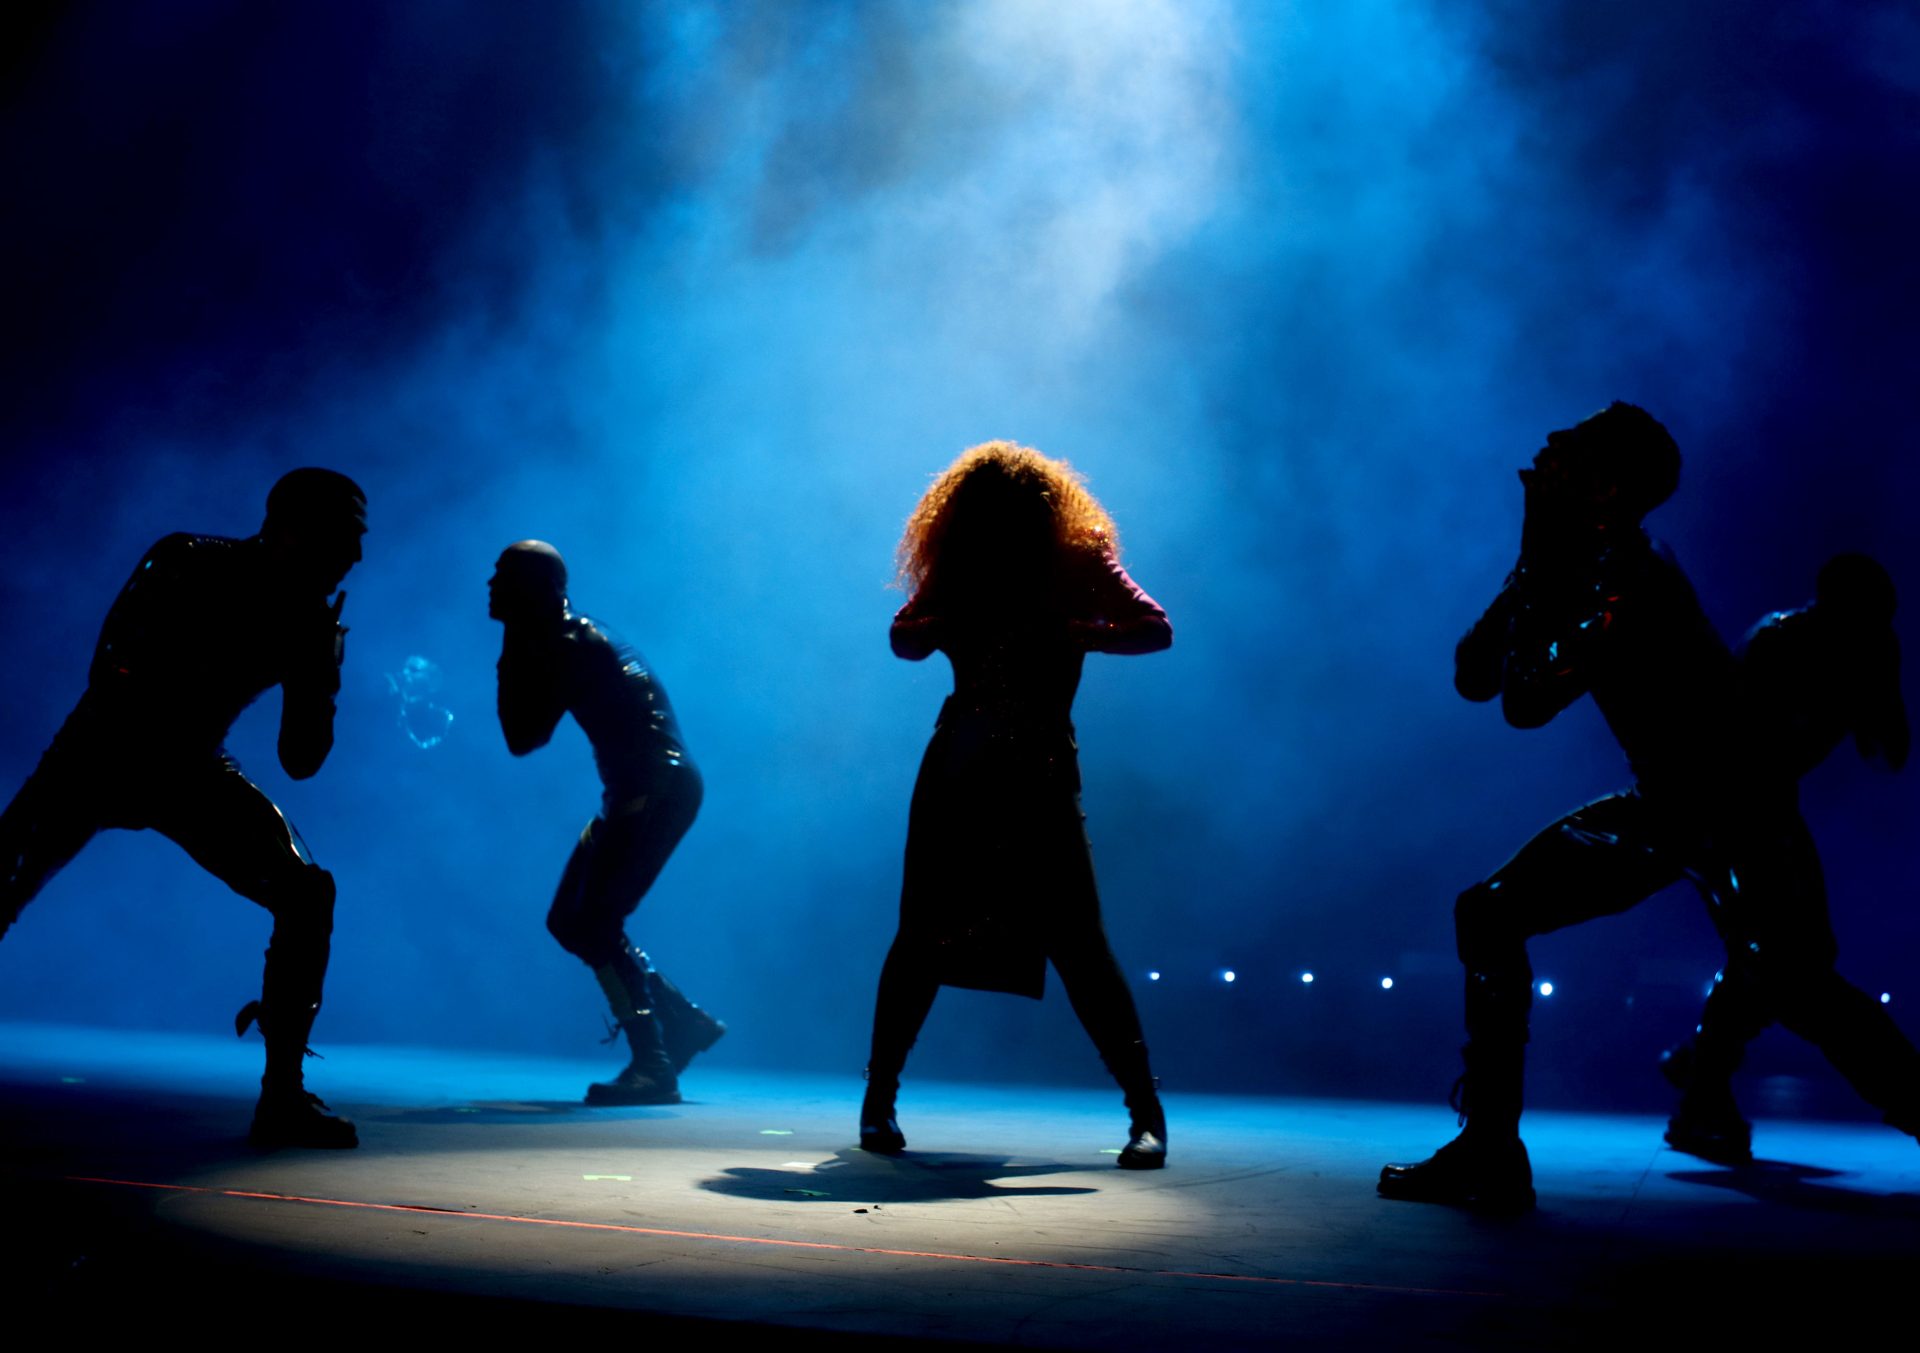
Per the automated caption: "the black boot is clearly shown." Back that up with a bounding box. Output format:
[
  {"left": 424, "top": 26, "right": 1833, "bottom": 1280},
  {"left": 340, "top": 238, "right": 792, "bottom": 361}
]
[
  {"left": 1118, "top": 1095, "right": 1168, "bottom": 1171},
  {"left": 251, "top": 1085, "right": 359, "bottom": 1149},
  {"left": 860, "top": 1067, "right": 906, "bottom": 1154},
  {"left": 1100, "top": 1039, "right": 1168, "bottom": 1170},
  {"left": 1378, "top": 1128, "right": 1534, "bottom": 1213},
  {"left": 588, "top": 959, "right": 681, "bottom": 1106},
  {"left": 640, "top": 953, "right": 727, "bottom": 1073},
  {"left": 1660, "top": 1038, "right": 1753, "bottom": 1164},
  {"left": 1379, "top": 1041, "right": 1532, "bottom": 1212},
  {"left": 237, "top": 992, "right": 357, "bottom": 1150}
]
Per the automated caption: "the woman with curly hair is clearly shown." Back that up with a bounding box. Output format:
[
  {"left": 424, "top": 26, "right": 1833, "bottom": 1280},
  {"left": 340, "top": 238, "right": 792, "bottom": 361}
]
[{"left": 860, "top": 440, "right": 1174, "bottom": 1168}]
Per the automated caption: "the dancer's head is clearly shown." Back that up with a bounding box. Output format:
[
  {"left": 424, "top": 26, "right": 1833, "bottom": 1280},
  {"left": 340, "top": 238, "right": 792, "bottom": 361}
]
[
  {"left": 262, "top": 468, "right": 367, "bottom": 594},
  {"left": 489, "top": 540, "right": 569, "bottom": 623},
  {"left": 1816, "top": 552, "right": 1897, "bottom": 631},
  {"left": 896, "top": 441, "right": 1116, "bottom": 596},
  {"left": 1527, "top": 402, "right": 1680, "bottom": 525}
]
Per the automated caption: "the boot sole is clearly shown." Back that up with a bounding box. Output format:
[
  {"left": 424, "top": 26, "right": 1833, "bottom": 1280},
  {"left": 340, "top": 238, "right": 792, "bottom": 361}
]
[
  {"left": 585, "top": 1086, "right": 683, "bottom": 1106},
  {"left": 1377, "top": 1172, "right": 1534, "bottom": 1213},
  {"left": 250, "top": 1126, "right": 360, "bottom": 1150},
  {"left": 1663, "top": 1124, "right": 1753, "bottom": 1166}
]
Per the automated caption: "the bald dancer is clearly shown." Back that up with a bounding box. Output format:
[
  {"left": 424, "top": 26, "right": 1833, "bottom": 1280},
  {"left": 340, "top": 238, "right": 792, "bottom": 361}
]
[{"left": 489, "top": 541, "right": 724, "bottom": 1105}]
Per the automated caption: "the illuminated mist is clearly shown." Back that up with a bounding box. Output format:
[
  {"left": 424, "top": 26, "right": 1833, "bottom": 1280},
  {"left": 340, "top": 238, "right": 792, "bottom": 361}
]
[{"left": 3, "top": 1, "right": 1918, "bottom": 1110}]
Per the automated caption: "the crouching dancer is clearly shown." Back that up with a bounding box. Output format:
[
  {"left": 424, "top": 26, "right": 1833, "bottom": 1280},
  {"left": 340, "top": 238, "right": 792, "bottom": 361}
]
[
  {"left": 1378, "top": 404, "right": 1736, "bottom": 1211},
  {"left": 0, "top": 469, "right": 366, "bottom": 1148},
  {"left": 1660, "top": 554, "right": 1920, "bottom": 1163},
  {"left": 488, "top": 541, "right": 723, "bottom": 1105},
  {"left": 1378, "top": 405, "right": 1920, "bottom": 1213}
]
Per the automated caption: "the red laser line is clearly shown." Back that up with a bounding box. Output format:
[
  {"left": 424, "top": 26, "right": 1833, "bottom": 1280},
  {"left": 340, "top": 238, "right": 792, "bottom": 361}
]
[{"left": 68, "top": 1174, "right": 1504, "bottom": 1299}]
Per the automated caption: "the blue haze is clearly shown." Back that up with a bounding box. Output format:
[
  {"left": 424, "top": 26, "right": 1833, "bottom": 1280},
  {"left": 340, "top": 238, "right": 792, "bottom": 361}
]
[{"left": 1, "top": 1, "right": 1917, "bottom": 1109}]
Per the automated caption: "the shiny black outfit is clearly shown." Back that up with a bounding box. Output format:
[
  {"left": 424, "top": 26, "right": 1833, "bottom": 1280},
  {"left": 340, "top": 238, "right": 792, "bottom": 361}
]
[
  {"left": 1441, "top": 533, "right": 1920, "bottom": 1146},
  {"left": 1668, "top": 607, "right": 1920, "bottom": 1142},
  {"left": 498, "top": 610, "right": 712, "bottom": 1078},
  {"left": 866, "top": 549, "right": 1171, "bottom": 1145},
  {"left": 0, "top": 534, "right": 343, "bottom": 1093}
]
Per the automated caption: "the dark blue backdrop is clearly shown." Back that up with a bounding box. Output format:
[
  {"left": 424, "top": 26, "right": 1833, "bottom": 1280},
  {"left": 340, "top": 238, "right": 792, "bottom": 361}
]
[{"left": 3, "top": 1, "right": 1916, "bottom": 1113}]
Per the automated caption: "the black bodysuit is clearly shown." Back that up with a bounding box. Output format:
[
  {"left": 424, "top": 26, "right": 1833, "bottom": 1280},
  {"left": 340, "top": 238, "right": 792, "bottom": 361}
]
[
  {"left": 497, "top": 611, "right": 701, "bottom": 968},
  {"left": 1453, "top": 532, "right": 1920, "bottom": 1133},
  {"left": 1676, "top": 608, "right": 1920, "bottom": 1127},
  {"left": 0, "top": 533, "right": 344, "bottom": 1085}
]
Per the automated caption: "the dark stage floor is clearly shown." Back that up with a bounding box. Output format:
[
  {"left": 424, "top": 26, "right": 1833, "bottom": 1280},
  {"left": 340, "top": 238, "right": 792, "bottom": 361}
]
[{"left": 3, "top": 1022, "right": 1916, "bottom": 1347}]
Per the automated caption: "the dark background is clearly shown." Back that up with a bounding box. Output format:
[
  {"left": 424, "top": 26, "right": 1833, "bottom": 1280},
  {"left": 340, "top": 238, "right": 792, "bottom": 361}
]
[{"left": 3, "top": 0, "right": 1916, "bottom": 1118}]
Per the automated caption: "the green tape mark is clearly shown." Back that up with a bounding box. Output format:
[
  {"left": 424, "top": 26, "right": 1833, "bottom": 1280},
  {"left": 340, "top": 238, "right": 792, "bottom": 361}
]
[
  {"left": 1100, "top": 1148, "right": 1122, "bottom": 1154},
  {"left": 784, "top": 1188, "right": 829, "bottom": 1197},
  {"left": 582, "top": 1174, "right": 633, "bottom": 1182},
  {"left": 759, "top": 1129, "right": 793, "bottom": 1135},
  {"left": 60, "top": 1076, "right": 86, "bottom": 1084}
]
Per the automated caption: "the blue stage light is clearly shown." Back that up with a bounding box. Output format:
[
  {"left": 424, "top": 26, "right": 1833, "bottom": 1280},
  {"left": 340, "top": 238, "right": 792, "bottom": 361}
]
[
  {"left": 1222, "top": 970, "right": 1236, "bottom": 983},
  {"left": 1300, "top": 971, "right": 1314, "bottom": 984},
  {"left": 1380, "top": 977, "right": 1394, "bottom": 990},
  {"left": 1883, "top": 992, "right": 1893, "bottom": 1004},
  {"left": 1538, "top": 981, "right": 1554, "bottom": 997},
  {"left": 1148, "top": 970, "right": 1161, "bottom": 981}
]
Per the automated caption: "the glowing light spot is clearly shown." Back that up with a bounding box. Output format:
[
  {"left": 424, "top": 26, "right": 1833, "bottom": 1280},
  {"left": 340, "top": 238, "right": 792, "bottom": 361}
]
[
  {"left": 1222, "top": 970, "right": 1236, "bottom": 984},
  {"left": 1537, "top": 982, "right": 1554, "bottom": 997},
  {"left": 1300, "top": 972, "right": 1314, "bottom": 984},
  {"left": 1882, "top": 993, "right": 1893, "bottom": 1005},
  {"left": 1148, "top": 970, "right": 1161, "bottom": 981},
  {"left": 1380, "top": 977, "right": 1394, "bottom": 990}
]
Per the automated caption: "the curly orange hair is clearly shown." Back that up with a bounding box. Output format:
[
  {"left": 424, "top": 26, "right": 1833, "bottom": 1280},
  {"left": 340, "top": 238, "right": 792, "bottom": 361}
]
[{"left": 895, "top": 440, "right": 1118, "bottom": 593}]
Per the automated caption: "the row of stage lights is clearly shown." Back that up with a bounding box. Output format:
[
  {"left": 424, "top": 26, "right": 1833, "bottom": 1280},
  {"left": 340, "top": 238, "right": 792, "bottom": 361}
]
[
  {"left": 1142, "top": 969, "right": 1502, "bottom": 992},
  {"left": 1144, "top": 970, "right": 1895, "bottom": 1005}
]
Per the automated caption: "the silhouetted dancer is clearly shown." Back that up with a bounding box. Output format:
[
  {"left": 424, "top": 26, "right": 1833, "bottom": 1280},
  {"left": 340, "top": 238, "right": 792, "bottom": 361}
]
[
  {"left": 1660, "top": 553, "right": 1918, "bottom": 1163},
  {"left": 1377, "top": 403, "right": 1739, "bottom": 1211},
  {"left": 489, "top": 541, "right": 723, "bottom": 1105},
  {"left": 1378, "top": 407, "right": 1920, "bottom": 1213},
  {"left": 859, "top": 442, "right": 1173, "bottom": 1168},
  {"left": 0, "top": 469, "right": 366, "bottom": 1148}
]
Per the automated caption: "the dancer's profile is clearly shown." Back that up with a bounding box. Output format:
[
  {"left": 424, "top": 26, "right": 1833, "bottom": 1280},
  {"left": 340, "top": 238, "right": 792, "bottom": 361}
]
[
  {"left": 1660, "top": 553, "right": 1915, "bottom": 1163},
  {"left": 859, "top": 441, "right": 1173, "bottom": 1168},
  {"left": 1377, "top": 405, "right": 1920, "bottom": 1213},
  {"left": 0, "top": 469, "right": 366, "bottom": 1148},
  {"left": 488, "top": 541, "right": 723, "bottom": 1106}
]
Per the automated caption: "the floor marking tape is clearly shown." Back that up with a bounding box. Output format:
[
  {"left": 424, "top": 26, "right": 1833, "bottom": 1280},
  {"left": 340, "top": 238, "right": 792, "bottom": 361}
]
[{"left": 67, "top": 1174, "right": 1504, "bottom": 1299}]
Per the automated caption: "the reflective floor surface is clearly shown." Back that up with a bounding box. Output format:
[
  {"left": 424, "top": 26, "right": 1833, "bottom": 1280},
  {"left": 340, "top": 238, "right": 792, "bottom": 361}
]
[{"left": 4, "top": 1022, "right": 1916, "bottom": 1347}]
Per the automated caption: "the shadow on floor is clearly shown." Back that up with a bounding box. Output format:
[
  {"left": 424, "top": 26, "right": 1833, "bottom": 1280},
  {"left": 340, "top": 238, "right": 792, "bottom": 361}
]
[
  {"left": 1667, "top": 1158, "right": 1920, "bottom": 1217},
  {"left": 375, "top": 1100, "right": 689, "bottom": 1125},
  {"left": 700, "top": 1148, "right": 1104, "bottom": 1203}
]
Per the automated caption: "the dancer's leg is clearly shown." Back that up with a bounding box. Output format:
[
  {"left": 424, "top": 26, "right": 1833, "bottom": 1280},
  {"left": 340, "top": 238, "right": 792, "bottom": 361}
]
[
  {"left": 860, "top": 935, "right": 939, "bottom": 1153},
  {"left": 152, "top": 756, "right": 353, "bottom": 1148},
  {"left": 1381, "top": 792, "right": 1685, "bottom": 1210},
  {"left": 1050, "top": 919, "right": 1165, "bottom": 1168}
]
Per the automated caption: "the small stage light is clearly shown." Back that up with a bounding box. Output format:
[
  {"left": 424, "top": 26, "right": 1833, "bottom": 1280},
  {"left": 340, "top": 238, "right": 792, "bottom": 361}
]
[
  {"left": 1222, "top": 970, "right": 1237, "bottom": 984},
  {"left": 1380, "top": 977, "right": 1394, "bottom": 990},
  {"left": 1300, "top": 971, "right": 1314, "bottom": 984},
  {"left": 1148, "top": 970, "right": 1161, "bottom": 981},
  {"left": 1883, "top": 992, "right": 1893, "bottom": 1005},
  {"left": 1538, "top": 981, "right": 1554, "bottom": 997}
]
